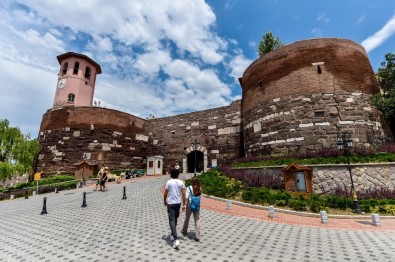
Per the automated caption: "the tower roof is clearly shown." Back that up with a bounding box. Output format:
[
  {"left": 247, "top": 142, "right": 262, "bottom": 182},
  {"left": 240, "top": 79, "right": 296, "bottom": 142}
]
[{"left": 57, "top": 52, "right": 102, "bottom": 74}]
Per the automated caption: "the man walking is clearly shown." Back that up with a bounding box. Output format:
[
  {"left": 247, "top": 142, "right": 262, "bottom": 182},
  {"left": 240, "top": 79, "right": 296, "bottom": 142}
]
[{"left": 164, "top": 169, "right": 186, "bottom": 249}]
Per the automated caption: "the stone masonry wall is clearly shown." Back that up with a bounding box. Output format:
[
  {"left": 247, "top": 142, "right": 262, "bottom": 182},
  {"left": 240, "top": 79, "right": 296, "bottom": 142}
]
[
  {"left": 237, "top": 163, "right": 395, "bottom": 195},
  {"left": 147, "top": 100, "right": 242, "bottom": 170},
  {"left": 240, "top": 38, "right": 392, "bottom": 156},
  {"left": 37, "top": 106, "right": 150, "bottom": 176},
  {"left": 243, "top": 92, "right": 391, "bottom": 156}
]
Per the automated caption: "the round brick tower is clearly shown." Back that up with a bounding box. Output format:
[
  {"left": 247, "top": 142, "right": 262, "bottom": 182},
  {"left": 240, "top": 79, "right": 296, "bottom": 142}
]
[
  {"left": 53, "top": 52, "right": 102, "bottom": 108},
  {"left": 239, "top": 38, "right": 392, "bottom": 156}
]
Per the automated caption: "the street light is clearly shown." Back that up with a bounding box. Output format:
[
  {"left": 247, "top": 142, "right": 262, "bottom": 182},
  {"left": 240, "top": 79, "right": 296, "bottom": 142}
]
[
  {"left": 192, "top": 138, "right": 200, "bottom": 176},
  {"left": 336, "top": 131, "right": 361, "bottom": 214}
]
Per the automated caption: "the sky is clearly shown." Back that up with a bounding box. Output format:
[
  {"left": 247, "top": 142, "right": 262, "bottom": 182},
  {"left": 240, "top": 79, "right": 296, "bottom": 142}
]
[{"left": 1, "top": 0, "right": 395, "bottom": 138}]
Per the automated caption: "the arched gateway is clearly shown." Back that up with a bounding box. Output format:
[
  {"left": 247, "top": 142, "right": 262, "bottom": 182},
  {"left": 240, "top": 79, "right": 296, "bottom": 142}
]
[{"left": 182, "top": 146, "right": 208, "bottom": 174}]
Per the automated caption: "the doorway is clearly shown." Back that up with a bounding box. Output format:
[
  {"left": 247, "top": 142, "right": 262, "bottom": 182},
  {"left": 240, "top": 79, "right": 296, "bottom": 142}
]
[
  {"left": 295, "top": 171, "right": 307, "bottom": 192},
  {"left": 187, "top": 151, "right": 204, "bottom": 173}
]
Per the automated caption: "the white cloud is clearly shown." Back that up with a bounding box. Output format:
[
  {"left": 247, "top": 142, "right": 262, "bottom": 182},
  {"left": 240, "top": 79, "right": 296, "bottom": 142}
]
[
  {"left": 316, "top": 13, "right": 330, "bottom": 24},
  {"left": 361, "top": 15, "right": 395, "bottom": 53},
  {"left": 356, "top": 15, "right": 365, "bottom": 25},
  {"left": 228, "top": 53, "right": 252, "bottom": 82},
  {"left": 0, "top": 0, "right": 250, "bottom": 135},
  {"left": 311, "top": 28, "right": 322, "bottom": 37}
]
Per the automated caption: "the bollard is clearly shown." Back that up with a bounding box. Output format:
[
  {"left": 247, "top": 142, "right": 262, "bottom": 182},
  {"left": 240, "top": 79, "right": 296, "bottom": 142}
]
[
  {"left": 33, "top": 191, "right": 36, "bottom": 197},
  {"left": 268, "top": 205, "right": 276, "bottom": 218},
  {"left": 320, "top": 210, "right": 328, "bottom": 224},
  {"left": 122, "top": 186, "right": 127, "bottom": 200},
  {"left": 81, "top": 192, "right": 87, "bottom": 208},
  {"left": 55, "top": 188, "right": 58, "bottom": 193},
  {"left": 226, "top": 199, "right": 232, "bottom": 211},
  {"left": 41, "top": 197, "right": 48, "bottom": 215},
  {"left": 24, "top": 187, "right": 29, "bottom": 199},
  {"left": 10, "top": 195, "right": 15, "bottom": 200},
  {"left": 371, "top": 213, "right": 381, "bottom": 226}
]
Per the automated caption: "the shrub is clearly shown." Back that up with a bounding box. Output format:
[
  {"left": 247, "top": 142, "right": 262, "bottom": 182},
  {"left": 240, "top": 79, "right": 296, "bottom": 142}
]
[{"left": 289, "top": 198, "right": 307, "bottom": 211}]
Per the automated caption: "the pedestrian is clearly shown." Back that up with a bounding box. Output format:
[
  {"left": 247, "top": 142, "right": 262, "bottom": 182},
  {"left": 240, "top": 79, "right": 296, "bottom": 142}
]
[
  {"left": 181, "top": 176, "right": 201, "bottom": 242},
  {"left": 99, "top": 167, "right": 109, "bottom": 192},
  {"left": 163, "top": 168, "right": 186, "bottom": 249},
  {"left": 94, "top": 165, "right": 104, "bottom": 191}
]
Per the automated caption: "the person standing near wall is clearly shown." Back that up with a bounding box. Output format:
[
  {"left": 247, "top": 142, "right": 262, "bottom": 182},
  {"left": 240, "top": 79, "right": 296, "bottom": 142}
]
[{"left": 163, "top": 169, "right": 186, "bottom": 249}]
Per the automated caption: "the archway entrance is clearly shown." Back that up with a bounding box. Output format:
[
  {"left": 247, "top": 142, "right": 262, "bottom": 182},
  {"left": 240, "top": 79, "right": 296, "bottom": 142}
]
[{"left": 187, "top": 151, "right": 204, "bottom": 173}]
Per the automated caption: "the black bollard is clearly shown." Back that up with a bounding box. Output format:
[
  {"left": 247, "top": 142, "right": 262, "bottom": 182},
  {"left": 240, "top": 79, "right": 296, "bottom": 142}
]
[
  {"left": 24, "top": 187, "right": 29, "bottom": 199},
  {"left": 81, "top": 192, "right": 87, "bottom": 208},
  {"left": 122, "top": 186, "right": 127, "bottom": 200},
  {"left": 41, "top": 197, "right": 48, "bottom": 215}
]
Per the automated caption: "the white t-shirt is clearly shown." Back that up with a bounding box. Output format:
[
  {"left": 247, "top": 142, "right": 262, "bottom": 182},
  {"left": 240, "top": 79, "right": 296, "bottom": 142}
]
[{"left": 165, "top": 179, "right": 185, "bottom": 205}]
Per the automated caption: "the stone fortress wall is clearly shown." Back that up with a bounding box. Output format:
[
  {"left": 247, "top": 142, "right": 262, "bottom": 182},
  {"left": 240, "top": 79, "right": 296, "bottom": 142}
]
[
  {"left": 147, "top": 100, "right": 242, "bottom": 171},
  {"left": 239, "top": 38, "right": 393, "bottom": 156},
  {"left": 37, "top": 38, "right": 393, "bottom": 178},
  {"left": 38, "top": 106, "right": 150, "bottom": 176},
  {"left": 37, "top": 101, "right": 242, "bottom": 175}
]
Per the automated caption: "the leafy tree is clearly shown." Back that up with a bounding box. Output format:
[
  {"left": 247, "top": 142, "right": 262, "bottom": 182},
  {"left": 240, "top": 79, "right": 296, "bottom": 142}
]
[
  {"left": 0, "top": 119, "right": 39, "bottom": 181},
  {"left": 371, "top": 53, "right": 395, "bottom": 132},
  {"left": 257, "top": 32, "right": 284, "bottom": 57}
]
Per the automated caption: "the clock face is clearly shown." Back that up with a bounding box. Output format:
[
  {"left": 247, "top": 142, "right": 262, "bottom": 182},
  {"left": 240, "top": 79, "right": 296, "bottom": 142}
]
[{"left": 58, "top": 79, "right": 66, "bottom": 89}]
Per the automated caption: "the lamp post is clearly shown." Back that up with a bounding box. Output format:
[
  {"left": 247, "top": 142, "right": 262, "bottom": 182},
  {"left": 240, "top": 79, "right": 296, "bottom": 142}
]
[
  {"left": 336, "top": 131, "right": 361, "bottom": 214},
  {"left": 192, "top": 138, "right": 200, "bottom": 176}
]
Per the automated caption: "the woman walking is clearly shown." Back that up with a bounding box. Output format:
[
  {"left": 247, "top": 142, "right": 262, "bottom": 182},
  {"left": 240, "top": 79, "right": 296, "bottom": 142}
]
[
  {"left": 181, "top": 176, "right": 201, "bottom": 242},
  {"left": 99, "top": 167, "right": 109, "bottom": 192}
]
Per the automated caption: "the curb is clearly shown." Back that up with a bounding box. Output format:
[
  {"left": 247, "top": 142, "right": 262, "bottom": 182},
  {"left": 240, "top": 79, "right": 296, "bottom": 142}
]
[{"left": 203, "top": 194, "right": 395, "bottom": 220}]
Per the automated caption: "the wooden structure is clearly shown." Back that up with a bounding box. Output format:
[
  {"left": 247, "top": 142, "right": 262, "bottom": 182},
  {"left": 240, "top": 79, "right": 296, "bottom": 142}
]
[
  {"left": 74, "top": 161, "right": 99, "bottom": 179},
  {"left": 282, "top": 163, "right": 313, "bottom": 193}
]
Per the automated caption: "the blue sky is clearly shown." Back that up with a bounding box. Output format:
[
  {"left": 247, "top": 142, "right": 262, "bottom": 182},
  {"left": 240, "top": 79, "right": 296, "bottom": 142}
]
[{"left": 0, "top": 0, "right": 395, "bottom": 137}]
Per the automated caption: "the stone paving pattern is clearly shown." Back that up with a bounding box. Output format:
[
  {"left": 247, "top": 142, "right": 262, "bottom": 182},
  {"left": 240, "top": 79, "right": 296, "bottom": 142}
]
[{"left": 0, "top": 175, "right": 394, "bottom": 262}]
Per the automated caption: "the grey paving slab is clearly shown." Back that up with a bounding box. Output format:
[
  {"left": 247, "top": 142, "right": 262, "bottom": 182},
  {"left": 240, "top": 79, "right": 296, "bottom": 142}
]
[{"left": 0, "top": 176, "right": 394, "bottom": 262}]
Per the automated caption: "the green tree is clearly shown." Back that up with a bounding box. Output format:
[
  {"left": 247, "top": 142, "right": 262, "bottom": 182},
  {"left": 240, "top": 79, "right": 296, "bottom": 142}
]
[
  {"left": 371, "top": 53, "right": 395, "bottom": 123},
  {"left": 0, "top": 119, "right": 39, "bottom": 181},
  {"left": 257, "top": 32, "right": 284, "bottom": 57}
]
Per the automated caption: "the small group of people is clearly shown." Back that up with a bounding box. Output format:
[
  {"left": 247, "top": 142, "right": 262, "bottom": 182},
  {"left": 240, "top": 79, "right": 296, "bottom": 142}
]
[
  {"left": 164, "top": 168, "right": 201, "bottom": 249},
  {"left": 94, "top": 166, "right": 109, "bottom": 191}
]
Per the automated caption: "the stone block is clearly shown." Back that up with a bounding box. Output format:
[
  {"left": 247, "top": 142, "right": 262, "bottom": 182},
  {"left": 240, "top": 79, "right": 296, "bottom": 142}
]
[{"left": 371, "top": 213, "right": 381, "bottom": 226}]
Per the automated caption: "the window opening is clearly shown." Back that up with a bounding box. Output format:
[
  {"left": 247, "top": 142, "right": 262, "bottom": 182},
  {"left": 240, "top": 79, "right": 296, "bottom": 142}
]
[
  {"left": 68, "top": 93, "right": 75, "bottom": 102},
  {"left": 62, "top": 62, "right": 68, "bottom": 75},
  {"left": 317, "top": 65, "right": 322, "bottom": 74},
  {"left": 73, "top": 62, "right": 79, "bottom": 75},
  {"left": 85, "top": 66, "right": 91, "bottom": 79}
]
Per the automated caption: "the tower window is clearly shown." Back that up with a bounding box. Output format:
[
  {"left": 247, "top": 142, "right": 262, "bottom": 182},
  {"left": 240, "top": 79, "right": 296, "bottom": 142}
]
[
  {"left": 317, "top": 65, "right": 322, "bottom": 74},
  {"left": 68, "top": 93, "right": 75, "bottom": 102},
  {"left": 62, "top": 62, "right": 68, "bottom": 75},
  {"left": 85, "top": 66, "right": 91, "bottom": 79},
  {"left": 73, "top": 62, "right": 79, "bottom": 75}
]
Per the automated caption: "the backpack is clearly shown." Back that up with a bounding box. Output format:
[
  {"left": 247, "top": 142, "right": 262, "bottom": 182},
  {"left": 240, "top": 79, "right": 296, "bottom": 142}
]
[{"left": 188, "top": 187, "right": 200, "bottom": 212}]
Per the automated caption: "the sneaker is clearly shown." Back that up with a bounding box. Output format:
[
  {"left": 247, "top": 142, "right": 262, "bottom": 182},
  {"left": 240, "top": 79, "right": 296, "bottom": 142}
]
[
  {"left": 173, "top": 240, "right": 180, "bottom": 249},
  {"left": 194, "top": 237, "right": 200, "bottom": 242},
  {"left": 181, "top": 231, "right": 187, "bottom": 236}
]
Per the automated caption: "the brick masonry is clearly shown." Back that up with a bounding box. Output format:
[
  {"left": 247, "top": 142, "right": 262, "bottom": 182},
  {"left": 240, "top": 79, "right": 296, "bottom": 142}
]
[
  {"left": 240, "top": 38, "right": 393, "bottom": 157},
  {"left": 37, "top": 38, "right": 393, "bottom": 178},
  {"left": 37, "top": 101, "right": 242, "bottom": 176}
]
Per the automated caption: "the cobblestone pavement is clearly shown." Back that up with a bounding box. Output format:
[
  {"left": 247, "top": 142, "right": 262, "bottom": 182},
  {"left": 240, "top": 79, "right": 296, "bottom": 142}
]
[{"left": 0, "top": 175, "right": 394, "bottom": 262}]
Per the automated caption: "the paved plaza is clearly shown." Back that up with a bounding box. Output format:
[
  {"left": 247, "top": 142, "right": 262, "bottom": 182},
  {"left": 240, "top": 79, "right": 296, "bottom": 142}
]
[{"left": 0, "top": 175, "right": 394, "bottom": 262}]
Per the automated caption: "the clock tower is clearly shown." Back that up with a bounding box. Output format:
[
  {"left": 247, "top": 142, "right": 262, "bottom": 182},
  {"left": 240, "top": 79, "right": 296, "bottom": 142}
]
[{"left": 53, "top": 52, "right": 102, "bottom": 108}]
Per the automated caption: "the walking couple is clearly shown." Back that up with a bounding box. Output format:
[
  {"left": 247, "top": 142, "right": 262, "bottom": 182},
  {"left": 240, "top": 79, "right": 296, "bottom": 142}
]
[{"left": 164, "top": 169, "right": 201, "bottom": 249}]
